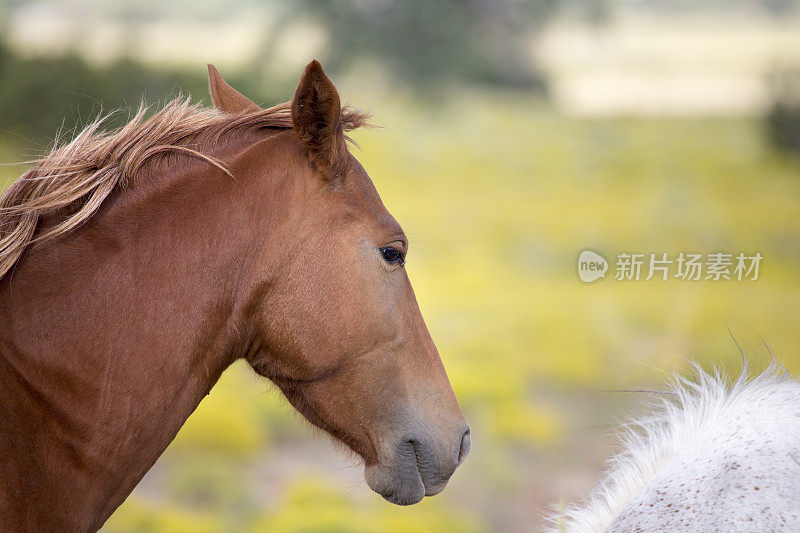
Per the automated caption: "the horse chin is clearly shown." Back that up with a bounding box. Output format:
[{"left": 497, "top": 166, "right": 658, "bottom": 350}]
[{"left": 364, "top": 460, "right": 426, "bottom": 506}]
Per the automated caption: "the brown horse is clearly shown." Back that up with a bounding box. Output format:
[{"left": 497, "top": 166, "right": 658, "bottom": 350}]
[{"left": 0, "top": 61, "right": 469, "bottom": 531}]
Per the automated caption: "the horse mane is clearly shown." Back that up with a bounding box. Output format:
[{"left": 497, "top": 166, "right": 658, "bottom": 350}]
[
  {"left": 551, "top": 361, "right": 800, "bottom": 532},
  {"left": 0, "top": 97, "right": 368, "bottom": 279}
]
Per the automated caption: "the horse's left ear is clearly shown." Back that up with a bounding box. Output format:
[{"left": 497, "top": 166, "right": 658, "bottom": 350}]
[
  {"left": 291, "top": 60, "right": 349, "bottom": 180},
  {"left": 208, "top": 64, "right": 260, "bottom": 114}
]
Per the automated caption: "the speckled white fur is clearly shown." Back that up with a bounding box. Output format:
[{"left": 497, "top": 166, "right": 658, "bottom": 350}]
[{"left": 552, "top": 363, "right": 800, "bottom": 532}]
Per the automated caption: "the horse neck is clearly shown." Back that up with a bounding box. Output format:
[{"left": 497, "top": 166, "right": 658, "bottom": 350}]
[{"left": 0, "top": 132, "right": 291, "bottom": 530}]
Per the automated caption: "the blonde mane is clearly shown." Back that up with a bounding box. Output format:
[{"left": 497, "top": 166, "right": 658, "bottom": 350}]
[{"left": 0, "top": 97, "right": 367, "bottom": 279}]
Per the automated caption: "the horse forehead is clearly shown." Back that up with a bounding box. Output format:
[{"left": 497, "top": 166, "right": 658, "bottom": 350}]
[
  {"left": 338, "top": 160, "right": 400, "bottom": 228},
  {"left": 346, "top": 157, "right": 381, "bottom": 199}
]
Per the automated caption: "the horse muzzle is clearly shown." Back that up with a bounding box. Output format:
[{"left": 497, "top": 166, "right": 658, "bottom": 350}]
[{"left": 364, "top": 424, "right": 471, "bottom": 505}]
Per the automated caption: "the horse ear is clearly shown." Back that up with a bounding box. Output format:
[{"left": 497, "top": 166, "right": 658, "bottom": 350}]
[
  {"left": 207, "top": 64, "right": 260, "bottom": 114},
  {"left": 291, "top": 60, "right": 348, "bottom": 180}
]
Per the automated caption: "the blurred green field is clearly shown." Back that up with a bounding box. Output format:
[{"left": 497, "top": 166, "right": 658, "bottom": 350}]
[{"left": 3, "top": 98, "right": 800, "bottom": 532}]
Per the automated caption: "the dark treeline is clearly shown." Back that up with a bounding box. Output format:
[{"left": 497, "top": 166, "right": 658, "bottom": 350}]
[
  {"left": 767, "top": 70, "right": 800, "bottom": 153},
  {"left": 294, "top": 0, "right": 554, "bottom": 90},
  {"left": 0, "top": 45, "right": 284, "bottom": 148},
  {"left": 0, "top": 0, "right": 557, "bottom": 147}
]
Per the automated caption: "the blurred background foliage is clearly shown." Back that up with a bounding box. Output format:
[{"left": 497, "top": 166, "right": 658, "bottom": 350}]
[
  {"left": 2, "top": 0, "right": 800, "bottom": 531},
  {"left": 293, "top": 0, "right": 555, "bottom": 89}
]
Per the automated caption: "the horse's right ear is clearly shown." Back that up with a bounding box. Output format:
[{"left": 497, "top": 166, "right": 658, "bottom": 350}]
[{"left": 207, "top": 64, "right": 260, "bottom": 114}]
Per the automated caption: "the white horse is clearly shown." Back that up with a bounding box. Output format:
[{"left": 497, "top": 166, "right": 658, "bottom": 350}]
[{"left": 553, "top": 362, "right": 800, "bottom": 532}]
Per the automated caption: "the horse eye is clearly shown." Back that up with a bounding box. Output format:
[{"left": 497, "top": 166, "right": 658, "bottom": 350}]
[{"left": 380, "top": 246, "right": 405, "bottom": 265}]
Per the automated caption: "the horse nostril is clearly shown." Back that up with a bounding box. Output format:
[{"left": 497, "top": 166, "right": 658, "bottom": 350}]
[{"left": 457, "top": 426, "right": 471, "bottom": 465}]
